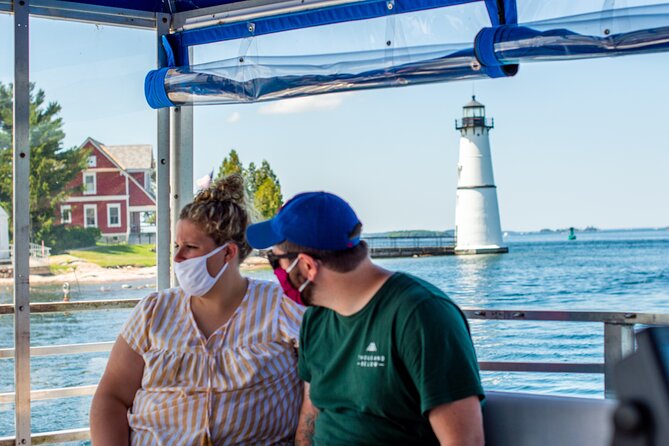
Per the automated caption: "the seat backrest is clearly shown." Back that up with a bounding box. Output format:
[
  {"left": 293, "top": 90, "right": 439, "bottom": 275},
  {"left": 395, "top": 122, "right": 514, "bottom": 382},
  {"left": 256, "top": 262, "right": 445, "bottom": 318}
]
[{"left": 483, "top": 391, "right": 615, "bottom": 446}]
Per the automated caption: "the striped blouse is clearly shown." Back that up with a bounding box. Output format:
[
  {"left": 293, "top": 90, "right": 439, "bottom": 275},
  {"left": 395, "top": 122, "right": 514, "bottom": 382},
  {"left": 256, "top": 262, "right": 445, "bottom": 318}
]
[{"left": 120, "top": 279, "right": 304, "bottom": 446}]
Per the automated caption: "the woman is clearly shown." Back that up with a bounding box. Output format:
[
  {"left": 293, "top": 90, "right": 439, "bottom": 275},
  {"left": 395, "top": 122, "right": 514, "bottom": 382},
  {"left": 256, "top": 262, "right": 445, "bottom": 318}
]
[{"left": 90, "top": 174, "right": 304, "bottom": 445}]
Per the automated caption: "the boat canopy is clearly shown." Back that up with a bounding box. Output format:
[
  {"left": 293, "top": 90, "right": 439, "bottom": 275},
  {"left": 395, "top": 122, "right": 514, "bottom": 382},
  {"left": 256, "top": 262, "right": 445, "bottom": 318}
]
[{"left": 136, "top": 0, "right": 669, "bottom": 106}]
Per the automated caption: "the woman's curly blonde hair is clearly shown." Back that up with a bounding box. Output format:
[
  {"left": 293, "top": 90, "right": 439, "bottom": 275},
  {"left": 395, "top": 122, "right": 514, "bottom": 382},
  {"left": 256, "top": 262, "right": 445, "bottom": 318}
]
[{"left": 179, "top": 173, "right": 254, "bottom": 261}]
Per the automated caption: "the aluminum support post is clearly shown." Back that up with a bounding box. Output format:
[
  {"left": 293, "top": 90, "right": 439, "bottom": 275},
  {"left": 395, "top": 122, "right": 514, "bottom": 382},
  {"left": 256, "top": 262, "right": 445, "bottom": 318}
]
[
  {"left": 13, "top": 1, "right": 32, "bottom": 444},
  {"left": 156, "top": 13, "right": 171, "bottom": 290},
  {"left": 169, "top": 104, "right": 193, "bottom": 285},
  {"left": 604, "top": 322, "right": 635, "bottom": 398}
]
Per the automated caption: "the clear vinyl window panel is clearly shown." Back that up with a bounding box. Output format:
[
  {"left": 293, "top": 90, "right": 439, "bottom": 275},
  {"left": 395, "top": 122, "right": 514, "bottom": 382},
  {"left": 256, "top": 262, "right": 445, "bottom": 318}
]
[
  {"left": 145, "top": 1, "right": 669, "bottom": 106},
  {"left": 192, "top": 3, "right": 491, "bottom": 64}
]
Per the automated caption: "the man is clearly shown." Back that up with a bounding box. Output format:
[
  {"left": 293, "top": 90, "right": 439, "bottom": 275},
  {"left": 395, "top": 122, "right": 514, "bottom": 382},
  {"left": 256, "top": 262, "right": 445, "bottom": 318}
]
[{"left": 246, "top": 191, "right": 484, "bottom": 446}]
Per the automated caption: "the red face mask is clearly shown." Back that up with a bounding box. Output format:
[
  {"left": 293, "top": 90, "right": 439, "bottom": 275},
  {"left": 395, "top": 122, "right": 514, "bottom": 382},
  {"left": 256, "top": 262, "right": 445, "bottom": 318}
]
[{"left": 273, "top": 257, "right": 310, "bottom": 306}]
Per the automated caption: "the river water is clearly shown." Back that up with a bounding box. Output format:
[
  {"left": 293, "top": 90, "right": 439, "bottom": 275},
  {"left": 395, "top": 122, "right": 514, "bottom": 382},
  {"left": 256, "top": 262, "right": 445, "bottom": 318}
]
[{"left": 1, "top": 229, "right": 668, "bottom": 439}]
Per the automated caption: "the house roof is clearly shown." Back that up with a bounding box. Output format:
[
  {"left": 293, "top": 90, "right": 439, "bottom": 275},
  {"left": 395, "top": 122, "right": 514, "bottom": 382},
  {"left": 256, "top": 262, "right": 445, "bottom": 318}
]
[
  {"left": 105, "top": 145, "right": 154, "bottom": 170},
  {"left": 80, "top": 137, "right": 156, "bottom": 205}
]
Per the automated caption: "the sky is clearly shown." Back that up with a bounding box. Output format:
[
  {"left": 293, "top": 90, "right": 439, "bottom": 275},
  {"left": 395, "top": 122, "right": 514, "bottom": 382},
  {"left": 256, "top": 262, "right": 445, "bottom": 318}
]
[{"left": 0, "top": 5, "right": 668, "bottom": 234}]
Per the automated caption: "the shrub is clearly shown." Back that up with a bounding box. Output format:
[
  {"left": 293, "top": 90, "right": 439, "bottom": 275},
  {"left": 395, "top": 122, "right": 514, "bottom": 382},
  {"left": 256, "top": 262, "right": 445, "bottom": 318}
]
[{"left": 42, "top": 225, "right": 100, "bottom": 254}]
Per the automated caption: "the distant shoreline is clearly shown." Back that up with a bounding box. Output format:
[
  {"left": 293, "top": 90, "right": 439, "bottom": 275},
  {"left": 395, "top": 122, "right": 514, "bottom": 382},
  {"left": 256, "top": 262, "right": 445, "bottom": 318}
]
[{"left": 0, "top": 255, "right": 270, "bottom": 286}]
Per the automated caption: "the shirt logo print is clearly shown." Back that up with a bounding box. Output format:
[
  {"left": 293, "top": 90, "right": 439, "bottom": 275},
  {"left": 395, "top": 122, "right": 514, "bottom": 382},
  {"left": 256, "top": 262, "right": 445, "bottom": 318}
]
[{"left": 358, "top": 342, "right": 385, "bottom": 368}]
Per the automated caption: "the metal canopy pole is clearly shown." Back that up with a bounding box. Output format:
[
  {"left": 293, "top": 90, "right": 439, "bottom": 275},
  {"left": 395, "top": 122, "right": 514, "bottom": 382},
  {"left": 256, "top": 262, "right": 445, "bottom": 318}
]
[
  {"left": 13, "top": 0, "right": 32, "bottom": 444},
  {"left": 156, "top": 13, "right": 171, "bottom": 290},
  {"left": 169, "top": 103, "right": 194, "bottom": 286}
]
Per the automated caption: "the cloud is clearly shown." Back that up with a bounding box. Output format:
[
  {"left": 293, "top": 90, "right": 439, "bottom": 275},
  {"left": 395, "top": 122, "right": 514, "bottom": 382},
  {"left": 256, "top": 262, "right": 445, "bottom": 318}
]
[
  {"left": 226, "top": 111, "right": 241, "bottom": 123},
  {"left": 258, "top": 94, "right": 346, "bottom": 115}
]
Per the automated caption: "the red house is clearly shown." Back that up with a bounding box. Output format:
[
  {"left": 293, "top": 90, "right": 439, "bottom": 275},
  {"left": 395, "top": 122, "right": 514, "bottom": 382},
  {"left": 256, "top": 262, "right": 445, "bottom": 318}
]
[{"left": 59, "top": 137, "right": 156, "bottom": 243}]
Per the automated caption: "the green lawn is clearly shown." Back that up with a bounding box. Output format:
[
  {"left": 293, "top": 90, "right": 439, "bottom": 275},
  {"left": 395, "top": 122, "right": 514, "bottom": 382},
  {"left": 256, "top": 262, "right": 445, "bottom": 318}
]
[{"left": 68, "top": 244, "right": 157, "bottom": 267}]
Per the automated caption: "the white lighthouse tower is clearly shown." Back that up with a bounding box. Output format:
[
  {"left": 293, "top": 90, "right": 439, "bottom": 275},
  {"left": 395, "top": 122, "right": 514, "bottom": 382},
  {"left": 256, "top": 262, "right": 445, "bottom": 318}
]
[{"left": 454, "top": 96, "right": 507, "bottom": 254}]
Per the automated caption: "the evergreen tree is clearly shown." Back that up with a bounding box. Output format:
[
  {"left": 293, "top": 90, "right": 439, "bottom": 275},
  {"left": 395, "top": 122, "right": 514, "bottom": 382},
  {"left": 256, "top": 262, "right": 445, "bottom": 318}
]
[
  {"left": 0, "top": 82, "right": 89, "bottom": 242},
  {"left": 216, "top": 148, "right": 244, "bottom": 179},
  {"left": 252, "top": 160, "right": 283, "bottom": 219},
  {"left": 214, "top": 150, "right": 283, "bottom": 219}
]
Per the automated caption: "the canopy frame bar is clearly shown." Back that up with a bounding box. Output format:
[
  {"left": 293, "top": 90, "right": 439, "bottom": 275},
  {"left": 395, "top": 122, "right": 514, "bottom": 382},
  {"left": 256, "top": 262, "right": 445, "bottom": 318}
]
[
  {"left": 0, "top": 0, "right": 157, "bottom": 29},
  {"left": 172, "top": 0, "right": 369, "bottom": 30}
]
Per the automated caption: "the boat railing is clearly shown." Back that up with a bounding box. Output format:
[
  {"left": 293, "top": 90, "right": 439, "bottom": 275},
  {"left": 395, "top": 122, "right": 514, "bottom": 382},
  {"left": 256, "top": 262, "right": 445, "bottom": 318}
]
[{"left": 1, "top": 300, "right": 669, "bottom": 445}]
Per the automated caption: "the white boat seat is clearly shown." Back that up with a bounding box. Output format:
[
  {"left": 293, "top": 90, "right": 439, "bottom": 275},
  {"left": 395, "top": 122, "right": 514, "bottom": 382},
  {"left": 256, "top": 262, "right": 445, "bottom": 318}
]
[{"left": 483, "top": 391, "right": 616, "bottom": 446}]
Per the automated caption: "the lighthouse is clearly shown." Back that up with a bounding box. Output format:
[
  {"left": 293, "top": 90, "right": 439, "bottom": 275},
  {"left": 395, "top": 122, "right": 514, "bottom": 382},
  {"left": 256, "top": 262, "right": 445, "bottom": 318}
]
[{"left": 454, "top": 96, "right": 508, "bottom": 254}]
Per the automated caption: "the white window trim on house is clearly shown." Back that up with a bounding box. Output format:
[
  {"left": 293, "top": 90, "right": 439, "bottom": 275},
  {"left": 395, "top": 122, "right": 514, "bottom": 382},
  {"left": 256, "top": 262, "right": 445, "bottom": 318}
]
[
  {"left": 83, "top": 172, "right": 96, "bottom": 195},
  {"left": 107, "top": 203, "right": 121, "bottom": 228},
  {"left": 84, "top": 204, "right": 98, "bottom": 228},
  {"left": 87, "top": 155, "right": 97, "bottom": 167},
  {"left": 60, "top": 205, "right": 72, "bottom": 224},
  {"left": 67, "top": 195, "right": 128, "bottom": 203}
]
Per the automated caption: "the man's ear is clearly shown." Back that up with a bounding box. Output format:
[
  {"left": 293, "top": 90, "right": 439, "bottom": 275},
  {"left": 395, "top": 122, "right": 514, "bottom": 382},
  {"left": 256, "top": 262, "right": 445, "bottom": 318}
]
[{"left": 298, "top": 253, "right": 320, "bottom": 281}]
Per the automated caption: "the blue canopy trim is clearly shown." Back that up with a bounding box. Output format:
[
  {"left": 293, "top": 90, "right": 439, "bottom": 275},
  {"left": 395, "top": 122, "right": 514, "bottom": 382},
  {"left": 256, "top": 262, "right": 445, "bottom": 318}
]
[
  {"left": 474, "top": 25, "right": 518, "bottom": 77},
  {"left": 145, "top": 67, "right": 175, "bottom": 109},
  {"left": 166, "top": 0, "right": 519, "bottom": 65}
]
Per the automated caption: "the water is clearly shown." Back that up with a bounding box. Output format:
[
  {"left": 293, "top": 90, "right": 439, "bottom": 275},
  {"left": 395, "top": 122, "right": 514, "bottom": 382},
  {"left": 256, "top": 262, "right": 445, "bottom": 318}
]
[{"left": 1, "top": 228, "right": 668, "bottom": 438}]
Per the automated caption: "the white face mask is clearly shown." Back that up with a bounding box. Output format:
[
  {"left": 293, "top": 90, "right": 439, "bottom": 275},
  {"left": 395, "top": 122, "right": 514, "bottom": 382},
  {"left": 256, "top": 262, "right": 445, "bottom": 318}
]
[{"left": 174, "top": 243, "right": 229, "bottom": 297}]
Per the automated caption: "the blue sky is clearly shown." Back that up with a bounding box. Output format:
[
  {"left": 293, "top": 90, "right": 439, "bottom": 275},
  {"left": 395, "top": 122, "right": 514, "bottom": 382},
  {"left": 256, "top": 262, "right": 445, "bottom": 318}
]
[{"left": 1, "top": 9, "right": 668, "bottom": 233}]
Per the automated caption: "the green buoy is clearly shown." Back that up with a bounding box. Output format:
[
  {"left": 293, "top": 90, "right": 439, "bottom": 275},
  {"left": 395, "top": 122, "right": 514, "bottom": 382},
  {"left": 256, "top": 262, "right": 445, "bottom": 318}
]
[{"left": 568, "top": 227, "right": 577, "bottom": 241}]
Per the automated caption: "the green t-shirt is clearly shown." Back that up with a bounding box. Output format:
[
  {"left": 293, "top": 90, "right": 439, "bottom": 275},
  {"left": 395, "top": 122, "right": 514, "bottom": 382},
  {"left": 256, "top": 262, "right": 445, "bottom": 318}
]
[{"left": 298, "top": 272, "right": 484, "bottom": 446}]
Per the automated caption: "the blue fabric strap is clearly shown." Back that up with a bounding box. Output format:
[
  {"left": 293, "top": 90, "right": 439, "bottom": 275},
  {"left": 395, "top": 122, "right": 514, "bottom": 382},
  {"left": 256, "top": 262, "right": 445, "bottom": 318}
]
[
  {"left": 162, "top": 35, "right": 176, "bottom": 67},
  {"left": 484, "top": 0, "right": 517, "bottom": 26},
  {"left": 474, "top": 25, "right": 518, "bottom": 78},
  {"left": 144, "top": 67, "right": 175, "bottom": 109}
]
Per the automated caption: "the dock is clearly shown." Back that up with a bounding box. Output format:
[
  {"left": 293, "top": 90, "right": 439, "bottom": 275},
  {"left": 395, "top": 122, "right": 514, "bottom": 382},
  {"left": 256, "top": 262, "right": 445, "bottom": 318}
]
[{"left": 364, "top": 236, "right": 455, "bottom": 258}]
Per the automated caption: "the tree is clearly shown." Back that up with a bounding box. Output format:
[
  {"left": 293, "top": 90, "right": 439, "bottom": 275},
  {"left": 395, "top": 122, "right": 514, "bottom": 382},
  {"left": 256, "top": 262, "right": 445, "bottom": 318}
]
[
  {"left": 252, "top": 160, "right": 283, "bottom": 219},
  {"left": 0, "top": 82, "right": 89, "bottom": 242},
  {"left": 214, "top": 150, "right": 283, "bottom": 219},
  {"left": 254, "top": 176, "right": 283, "bottom": 219},
  {"left": 217, "top": 148, "right": 244, "bottom": 179}
]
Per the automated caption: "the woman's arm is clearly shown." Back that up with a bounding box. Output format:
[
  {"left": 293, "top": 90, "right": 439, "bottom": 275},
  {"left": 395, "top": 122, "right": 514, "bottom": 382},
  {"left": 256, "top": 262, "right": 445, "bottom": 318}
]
[
  {"left": 90, "top": 337, "right": 144, "bottom": 446},
  {"left": 295, "top": 382, "right": 319, "bottom": 446}
]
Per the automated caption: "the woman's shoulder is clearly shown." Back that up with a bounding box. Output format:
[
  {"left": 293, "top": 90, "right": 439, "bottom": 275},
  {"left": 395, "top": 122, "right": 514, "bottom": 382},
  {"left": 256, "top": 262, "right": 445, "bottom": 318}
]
[
  {"left": 247, "top": 278, "right": 282, "bottom": 296},
  {"left": 137, "top": 287, "right": 186, "bottom": 312}
]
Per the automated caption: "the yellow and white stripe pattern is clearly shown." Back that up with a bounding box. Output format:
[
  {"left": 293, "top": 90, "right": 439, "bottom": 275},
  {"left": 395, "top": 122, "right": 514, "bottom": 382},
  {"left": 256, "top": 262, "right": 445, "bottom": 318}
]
[{"left": 120, "top": 279, "right": 304, "bottom": 446}]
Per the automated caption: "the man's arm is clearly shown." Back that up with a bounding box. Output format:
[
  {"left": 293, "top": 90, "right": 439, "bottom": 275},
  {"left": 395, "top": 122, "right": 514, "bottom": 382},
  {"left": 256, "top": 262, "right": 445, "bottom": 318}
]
[
  {"left": 90, "top": 337, "right": 144, "bottom": 446},
  {"left": 428, "top": 395, "right": 484, "bottom": 446},
  {"left": 295, "top": 382, "right": 319, "bottom": 446}
]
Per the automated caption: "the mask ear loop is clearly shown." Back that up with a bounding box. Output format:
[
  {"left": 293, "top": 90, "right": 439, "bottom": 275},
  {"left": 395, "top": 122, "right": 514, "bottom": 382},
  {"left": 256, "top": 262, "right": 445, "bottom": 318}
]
[
  {"left": 286, "top": 257, "right": 300, "bottom": 273},
  {"left": 211, "top": 243, "right": 231, "bottom": 281},
  {"left": 286, "top": 257, "right": 311, "bottom": 292}
]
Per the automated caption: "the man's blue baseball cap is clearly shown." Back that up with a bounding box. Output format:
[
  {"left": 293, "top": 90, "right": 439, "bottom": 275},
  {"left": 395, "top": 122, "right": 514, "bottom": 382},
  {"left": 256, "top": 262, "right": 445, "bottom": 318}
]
[{"left": 246, "top": 191, "right": 361, "bottom": 250}]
